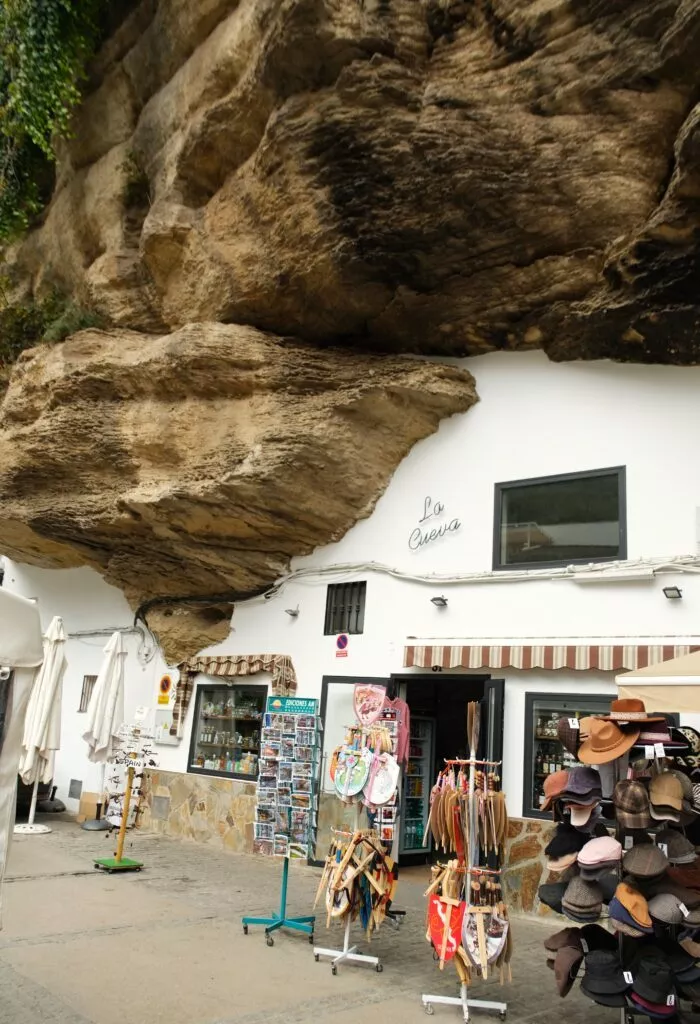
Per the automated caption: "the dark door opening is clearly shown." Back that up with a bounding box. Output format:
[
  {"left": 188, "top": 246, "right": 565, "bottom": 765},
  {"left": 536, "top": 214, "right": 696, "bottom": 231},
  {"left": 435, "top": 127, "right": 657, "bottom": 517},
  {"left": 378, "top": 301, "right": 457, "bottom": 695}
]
[{"left": 392, "top": 673, "right": 504, "bottom": 865}]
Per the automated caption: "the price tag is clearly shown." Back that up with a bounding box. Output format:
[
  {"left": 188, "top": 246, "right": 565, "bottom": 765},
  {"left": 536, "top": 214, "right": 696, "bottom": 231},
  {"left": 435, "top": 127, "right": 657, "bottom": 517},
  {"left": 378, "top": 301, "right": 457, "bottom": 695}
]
[
  {"left": 623, "top": 972, "right": 634, "bottom": 985},
  {"left": 654, "top": 742, "right": 665, "bottom": 758},
  {"left": 658, "top": 843, "right": 668, "bottom": 857},
  {"left": 667, "top": 995, "right": 676, "bottom": 1007},
  {"left": 624, "top": 835, "right": 634, "bottom": 850},
  {"left": 644, "top": 745, "right": 655, "bottom": 759},
  {"left": 568, "top": 719, "right": 579, "bottom": 730},
  {"left": 679, "top": 902, "right": 690, "bottom": 918}
]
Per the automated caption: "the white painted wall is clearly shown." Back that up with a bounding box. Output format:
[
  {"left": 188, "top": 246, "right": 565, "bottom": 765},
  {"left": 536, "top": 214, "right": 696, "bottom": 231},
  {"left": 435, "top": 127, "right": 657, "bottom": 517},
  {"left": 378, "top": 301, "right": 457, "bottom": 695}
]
[{"left": 5, "top": 351, "right": 700, "bottom": 816}]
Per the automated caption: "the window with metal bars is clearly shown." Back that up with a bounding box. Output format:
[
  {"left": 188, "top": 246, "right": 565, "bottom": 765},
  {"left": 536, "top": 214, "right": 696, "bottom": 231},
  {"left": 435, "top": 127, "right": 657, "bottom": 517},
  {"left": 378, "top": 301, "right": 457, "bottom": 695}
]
[
  {"left": 323, "top": 581, "right": 366, "bottom": 635},
  {"left": 78, "top": 675, "right": 97, "bottom": 713}
]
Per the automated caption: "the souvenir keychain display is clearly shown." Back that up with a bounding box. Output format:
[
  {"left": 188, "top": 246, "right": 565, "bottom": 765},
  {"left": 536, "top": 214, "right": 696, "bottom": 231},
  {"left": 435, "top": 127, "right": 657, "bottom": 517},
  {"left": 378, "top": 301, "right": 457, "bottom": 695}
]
[
  {"left": 538, "top": 698, "right": 700, "bottom": 1022},
  {"left": 314, "top": 683, "right": 405, "bottom": 974},
  {"left": 242, "top": 697, "right": 321, "bottom": 946},
  {"left": 422, "top": 702, "right": 510, "bottom": 1021}
]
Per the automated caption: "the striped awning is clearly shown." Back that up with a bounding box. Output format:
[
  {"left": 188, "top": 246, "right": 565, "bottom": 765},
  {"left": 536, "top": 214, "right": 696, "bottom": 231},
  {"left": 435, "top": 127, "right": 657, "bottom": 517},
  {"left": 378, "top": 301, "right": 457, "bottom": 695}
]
[{"left": 403, "top": 644, "right": 700, "bottom": 672}]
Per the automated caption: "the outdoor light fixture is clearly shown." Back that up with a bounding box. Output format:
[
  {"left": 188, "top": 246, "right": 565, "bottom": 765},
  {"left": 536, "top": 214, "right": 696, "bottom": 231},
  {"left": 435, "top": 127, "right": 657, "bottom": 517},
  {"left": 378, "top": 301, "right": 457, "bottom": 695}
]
[
  {"left": 431, "top": 595, "right": 448, "bottom": 608},
  {"left": 663, "top": 586, "right": 683, "bottom": 600},
  {"left": 285, "top": 606, "right": 299, "bottom": 617}
]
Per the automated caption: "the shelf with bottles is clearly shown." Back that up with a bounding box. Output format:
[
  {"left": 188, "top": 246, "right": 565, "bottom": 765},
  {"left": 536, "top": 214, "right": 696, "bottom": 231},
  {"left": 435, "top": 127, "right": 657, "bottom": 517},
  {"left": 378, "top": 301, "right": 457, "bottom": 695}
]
[{"left": 188, "top": 681, "right": 266, "bottom": 780}]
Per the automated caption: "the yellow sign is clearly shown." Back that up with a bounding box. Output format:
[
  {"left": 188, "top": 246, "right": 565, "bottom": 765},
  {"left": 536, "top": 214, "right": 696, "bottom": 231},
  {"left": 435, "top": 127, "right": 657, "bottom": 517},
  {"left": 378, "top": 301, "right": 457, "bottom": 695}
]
[{"left": 157, "top": 693, "right": 170, "bottom": 705}]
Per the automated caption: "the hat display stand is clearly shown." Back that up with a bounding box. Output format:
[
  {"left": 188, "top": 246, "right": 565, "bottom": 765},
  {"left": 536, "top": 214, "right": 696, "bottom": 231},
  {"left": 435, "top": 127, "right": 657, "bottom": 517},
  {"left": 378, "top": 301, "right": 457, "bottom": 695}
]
[
  {"left": 421, "top": 702, "right": 509, "bottom": 1021},
  {"left": 539, "top": 701, "right": 698, "bottom": 1024},
  {"left": 313, "top": 690, "right": 402, "bottom": 974}
]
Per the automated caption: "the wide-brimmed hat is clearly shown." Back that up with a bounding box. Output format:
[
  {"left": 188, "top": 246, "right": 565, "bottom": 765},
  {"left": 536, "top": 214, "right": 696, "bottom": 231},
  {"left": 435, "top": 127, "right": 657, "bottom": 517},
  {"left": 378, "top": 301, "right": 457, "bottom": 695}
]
[
  {"left": 601, "top": 699, "right": 666, "bottom": 723},
  {"left": 554, "top": 944, "right": 584, "bottom": 997},
  {"left": 578, "top": 720, "right": 640, "bottom": 765},
  {"left": 629, "top": 993, "right": 676, "bottom": 1019},
  {"left": 579, "top": 924, "right": 619, "bottom": 953},
  {"left": 544, "top": 927, "right": 583, "bottom": 953},
  {"left": 557, "top": 718, "right": 581, "bottom": 758},
  {"left": 679, "top": 726, "right": 700, "bottom": 755},
  {"left": 614, "top": 780, "right": 652, "bottom": 830},
  {"left": 580, "top": 949, "right": 629, "bottom": 996},
  {"left": 655, "top": 828, "right": 697, "bottom": 866},
  {"left": 541, "top": 770, "right": 570, "bottom": 812},
  {"left": 623, "top": 843, "right": 669, "bottom": 879},
  {"left": 632, "top": 957, "right": 676, "bottom": 1006}
]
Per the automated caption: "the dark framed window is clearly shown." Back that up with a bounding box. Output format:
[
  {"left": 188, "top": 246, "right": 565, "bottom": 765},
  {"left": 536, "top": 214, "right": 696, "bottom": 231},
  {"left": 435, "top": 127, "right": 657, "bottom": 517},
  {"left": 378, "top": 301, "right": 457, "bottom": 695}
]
[
  {"left": 188, "top": 680, "right": 266, "bottom": 781},
  {"left": 493, "top": 466, "right": 626, "bottom": 570},
  {"left": 324, "top": 581, "right": 366, "bottom": 635},
  {"left": 78, "top": 675, "right": 97, "bottom": 713}
]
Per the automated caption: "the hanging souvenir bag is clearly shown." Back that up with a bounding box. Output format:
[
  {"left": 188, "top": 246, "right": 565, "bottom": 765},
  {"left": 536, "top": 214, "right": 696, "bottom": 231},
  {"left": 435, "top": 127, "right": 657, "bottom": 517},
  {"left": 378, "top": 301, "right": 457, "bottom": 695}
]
[
  {"left": 353, "top": 684, "right": 387, "bottom": 726},
  {"left": 365, "top": 752, "right": 400, "bottom": 806},
  {"left": 334, "top": 745, "right": 372, "bottom": 798}
]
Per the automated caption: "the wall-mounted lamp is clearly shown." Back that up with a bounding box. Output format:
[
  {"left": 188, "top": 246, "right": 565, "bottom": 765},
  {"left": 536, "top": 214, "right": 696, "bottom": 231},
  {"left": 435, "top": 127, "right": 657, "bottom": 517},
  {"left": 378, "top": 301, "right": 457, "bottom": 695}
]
[
  {"left": 285, "top": 606, "right": 299, "bottom": 617},
  {"left": 431, "top": 595, "right": 448, "bottom": 608},
  {"left": 663, "top": 586, "right": 683, "bottom": 600}
]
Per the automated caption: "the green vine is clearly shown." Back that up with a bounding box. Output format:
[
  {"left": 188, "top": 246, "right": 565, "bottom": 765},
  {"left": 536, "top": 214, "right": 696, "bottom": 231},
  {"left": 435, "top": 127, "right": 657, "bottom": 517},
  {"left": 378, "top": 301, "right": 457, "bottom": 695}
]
[{"left": 0, "top": 0, "right": 106, "bottom": 241}]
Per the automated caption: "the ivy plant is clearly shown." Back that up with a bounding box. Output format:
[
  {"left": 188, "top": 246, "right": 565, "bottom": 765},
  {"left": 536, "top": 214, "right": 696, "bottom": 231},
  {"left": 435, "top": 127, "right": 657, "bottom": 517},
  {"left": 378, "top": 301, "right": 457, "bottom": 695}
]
[{"left": 0, "top": 0, "right": 106, "bottom": 240}]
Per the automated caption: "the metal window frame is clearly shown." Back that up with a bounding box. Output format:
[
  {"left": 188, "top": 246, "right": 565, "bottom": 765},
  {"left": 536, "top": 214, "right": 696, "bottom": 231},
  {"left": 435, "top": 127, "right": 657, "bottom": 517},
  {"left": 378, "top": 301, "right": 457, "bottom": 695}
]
[
  {"left": 186, "top": 679, "right": 267, "bottom": 782},
  {"left": 492, "top": 465, "right": 627, "bottom": 571},
  {"left": 78, "top": 675, "right": 97, "bottom": 713},
  {"left": 323, "top": 581, "right": 367, "bottom": 636}
]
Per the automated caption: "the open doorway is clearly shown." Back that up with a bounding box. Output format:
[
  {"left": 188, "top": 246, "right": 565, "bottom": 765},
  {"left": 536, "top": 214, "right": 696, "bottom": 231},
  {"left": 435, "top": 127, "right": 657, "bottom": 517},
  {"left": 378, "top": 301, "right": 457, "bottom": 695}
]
[{"left": 393, "top": 673, "right": 504, "bottom": 865}]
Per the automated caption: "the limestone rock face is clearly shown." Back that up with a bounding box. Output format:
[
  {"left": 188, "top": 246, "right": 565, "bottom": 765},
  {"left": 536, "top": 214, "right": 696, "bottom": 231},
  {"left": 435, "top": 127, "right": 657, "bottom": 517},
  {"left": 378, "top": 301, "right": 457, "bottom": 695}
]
[
  {"left": 0, "top": 323, "right": 475, "bottom": 640},
  {"left": 8, "top": 0, "right": 700, "bottom": 362}
]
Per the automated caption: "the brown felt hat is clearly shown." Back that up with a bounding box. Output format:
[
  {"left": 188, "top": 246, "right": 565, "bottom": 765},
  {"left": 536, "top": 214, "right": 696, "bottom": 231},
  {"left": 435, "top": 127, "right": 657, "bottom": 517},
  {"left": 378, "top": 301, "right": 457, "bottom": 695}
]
[
  {"left": 578, "top": 719, "right": 640, "bottom": 766},
  {"left": 601, "top": 699, "right": 666, "bottom": 724},
  {"left": 554, "top": 945, "right": 585, "bottom": 998},
  {"left": 544, "top": 927, "right": 584, "bottom": 953},
  {"left": 557, "top": 718, "right": 581, "bottom": 758}
]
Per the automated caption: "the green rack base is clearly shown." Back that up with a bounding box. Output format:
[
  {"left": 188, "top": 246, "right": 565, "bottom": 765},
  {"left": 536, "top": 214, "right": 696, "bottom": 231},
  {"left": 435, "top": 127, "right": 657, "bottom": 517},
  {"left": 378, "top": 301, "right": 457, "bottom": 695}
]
[{"left": 94, "top": 857, "right": 144, "bottom": 873}]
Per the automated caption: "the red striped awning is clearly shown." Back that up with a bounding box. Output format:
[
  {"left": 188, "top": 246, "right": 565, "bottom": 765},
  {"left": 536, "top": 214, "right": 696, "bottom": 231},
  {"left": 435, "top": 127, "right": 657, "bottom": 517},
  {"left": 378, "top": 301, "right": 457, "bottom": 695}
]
[{"left": 403, "top": 644, "right": 700, "bottom": 672}]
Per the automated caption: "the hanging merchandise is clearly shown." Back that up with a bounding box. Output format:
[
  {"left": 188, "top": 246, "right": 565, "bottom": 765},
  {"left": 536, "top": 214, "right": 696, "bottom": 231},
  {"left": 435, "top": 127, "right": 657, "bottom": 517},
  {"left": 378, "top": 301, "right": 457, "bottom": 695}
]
[
  {"left": 353, "top": 684, "right": 387, "bottom": 726},
  {"left": 334, "top": 745, "right": 372, "bottom": 799},
  {"left": 380, "top": 692, "right": 411, "bottom": 767},
  {"left": 538, "top": 696, "right": 700, "bottom": 1018},
  {"left": 421, "top": 702, "right": 510, "bottom": 1020}
]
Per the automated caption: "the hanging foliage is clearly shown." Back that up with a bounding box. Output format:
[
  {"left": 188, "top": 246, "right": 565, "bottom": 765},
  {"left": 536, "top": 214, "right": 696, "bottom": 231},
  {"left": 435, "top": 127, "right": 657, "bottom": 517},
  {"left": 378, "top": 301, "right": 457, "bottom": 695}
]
[{"left": 0, "top": 0, "right": 106, "bottom": 240}]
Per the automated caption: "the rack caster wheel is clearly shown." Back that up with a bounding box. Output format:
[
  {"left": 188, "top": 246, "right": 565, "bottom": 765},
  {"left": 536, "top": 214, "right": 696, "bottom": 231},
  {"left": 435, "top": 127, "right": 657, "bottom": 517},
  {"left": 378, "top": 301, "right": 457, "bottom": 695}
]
[
  {"left": 331, "top": 965, "right": 337, "bottom": 976},
  {"left": 266, "top": 933, "right": 274, "bottom": 947},
  {"left": 376, "top": 963, "right": 383, "bottom": 973},
  {"left": 499, "top": 1013, "right": 507, "bottom": 1021},
  {"left": 314, "top": 953, "right": 319, "bottom": 961},
  {"left": 425, "top": 1004, "right": 434, "bottom": 1016},
  {"left": 243, "top": 925, "right": 248, "bottom": 935},
  {"left": 308, "top": 934, "right": 314, "bottom": 944}
]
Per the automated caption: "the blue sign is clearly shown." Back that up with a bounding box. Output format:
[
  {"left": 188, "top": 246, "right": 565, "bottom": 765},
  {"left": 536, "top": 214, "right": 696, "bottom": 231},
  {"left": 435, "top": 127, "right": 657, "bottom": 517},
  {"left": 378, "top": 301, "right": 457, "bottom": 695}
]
[
  {"left": 266, "top": 696, "right": 319, "bottom": 716},
  {"left": 336, "top": 634, "right": 349, "bottom": 650}
]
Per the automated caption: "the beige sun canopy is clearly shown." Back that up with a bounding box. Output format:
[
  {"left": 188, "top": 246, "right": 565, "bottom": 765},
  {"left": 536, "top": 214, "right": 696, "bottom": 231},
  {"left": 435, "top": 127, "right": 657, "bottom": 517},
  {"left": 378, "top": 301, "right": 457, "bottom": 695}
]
[{"left": 616, "top": 650, "right": 700, "bottom": 714}]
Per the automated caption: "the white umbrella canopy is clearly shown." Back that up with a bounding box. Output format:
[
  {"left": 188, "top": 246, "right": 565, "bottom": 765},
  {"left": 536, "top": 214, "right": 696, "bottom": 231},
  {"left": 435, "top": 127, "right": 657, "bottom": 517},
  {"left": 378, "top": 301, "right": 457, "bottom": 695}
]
[
  {"left": 17, "top": 616, "right": 66, "bottom": 787},
  {"left": 83, "top": 631, "right": 126, "bottom": 763},
  {"left": 616, "top": 649, "right": 700, "bottom": 714}
]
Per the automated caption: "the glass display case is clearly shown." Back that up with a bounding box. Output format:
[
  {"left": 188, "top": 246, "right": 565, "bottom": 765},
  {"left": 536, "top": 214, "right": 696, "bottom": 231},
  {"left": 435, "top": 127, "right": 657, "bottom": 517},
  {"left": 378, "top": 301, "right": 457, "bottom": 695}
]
[
  {"left": 523, "top": 692, "right": 612, "bottom": 819},
  {"left": 188, "top": 682, "right": 265, "bottom": 780}
]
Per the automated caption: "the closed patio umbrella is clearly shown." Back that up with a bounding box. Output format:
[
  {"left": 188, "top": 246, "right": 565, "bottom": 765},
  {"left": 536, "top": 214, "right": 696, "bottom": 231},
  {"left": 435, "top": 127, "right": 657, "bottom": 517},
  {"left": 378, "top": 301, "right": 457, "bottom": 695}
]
[
  {"left": 82, "top": 631, "right": 126, "bottom": 830},
  {"left": 15, "top": 615, "right": 66, "bottom": 835}
]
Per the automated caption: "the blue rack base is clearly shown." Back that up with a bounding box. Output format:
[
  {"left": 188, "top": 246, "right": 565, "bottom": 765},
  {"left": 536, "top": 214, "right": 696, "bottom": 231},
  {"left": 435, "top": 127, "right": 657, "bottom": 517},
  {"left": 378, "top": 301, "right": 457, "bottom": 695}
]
[{"left": 242, "top": 856, "right": 315, "bottom": 946}]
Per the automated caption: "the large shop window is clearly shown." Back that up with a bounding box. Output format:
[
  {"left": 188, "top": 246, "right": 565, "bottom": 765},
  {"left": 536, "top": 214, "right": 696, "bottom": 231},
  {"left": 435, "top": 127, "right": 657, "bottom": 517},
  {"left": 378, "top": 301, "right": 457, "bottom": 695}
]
[
  {"left": 493, "top": 466, "right": 626, "bottom": 570},
  {"left": 188, "top": 681, "right": 266, "bottom": 781},
  {"left": 324, "top": 581, "right": 366, "bottom": 635}
]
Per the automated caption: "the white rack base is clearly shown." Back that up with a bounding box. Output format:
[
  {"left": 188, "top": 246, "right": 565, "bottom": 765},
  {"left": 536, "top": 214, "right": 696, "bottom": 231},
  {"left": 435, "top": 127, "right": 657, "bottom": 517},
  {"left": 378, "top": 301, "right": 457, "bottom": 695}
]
[
  {"left": 422, "top": 985, "right": 507, "bottom": 1021},
  {"left": 314, "top": 916, "right": 383, "bottom": 975}
]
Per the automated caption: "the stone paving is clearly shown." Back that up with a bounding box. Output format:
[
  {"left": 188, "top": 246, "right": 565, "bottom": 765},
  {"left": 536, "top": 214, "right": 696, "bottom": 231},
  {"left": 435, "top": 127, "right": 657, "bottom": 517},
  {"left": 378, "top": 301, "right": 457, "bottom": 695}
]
[{"left": 0, "top": 819, "right": 633, "bottom": 1023}]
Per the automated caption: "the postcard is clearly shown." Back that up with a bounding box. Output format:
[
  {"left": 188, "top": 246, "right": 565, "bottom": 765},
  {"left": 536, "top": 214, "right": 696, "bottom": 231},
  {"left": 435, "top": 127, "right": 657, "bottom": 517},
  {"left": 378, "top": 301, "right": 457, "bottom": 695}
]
[
  {"left": 261, "top": 740, "right": 281, "bottom": 759},
  {"left": 278, "top": 761, "right": 293, "bottom": 783},
  {"left": 294, "top": 745, "right": 313, "bottom": 763},
  {"left": 296, "top": 715, "right": 316, "bottom": 730},
  {"left": 256, "top": 789, "right": 277, "bottom": 808},
  {"left": 257, "top": 773, "right": 277, "bottom": 790},
  {"left": 277, "top": 786, "right": 292, "bottom": 807},
  {"left": 295, "top": 728, "right": 315, "bottom": 747},
  {"left": 280, "top": 739, "right": 295, "bottom": 760},
  {"left": 274, "top": 834, "right": 289, "bottom": 857},
  {"left": 254, "top": 822, "right": 274, "bottom": 840},
  {"left": 253, "top": 839, "right": 274, "bottom": 856},
  {"left": 289, "top": 843, "right": 308, "bottom": 860},
  {"left": 291, "top": 791, "right": 311, "bottom": 809},
  {"left": 292, "top": 761, "right": 312, "bottom": 779}
]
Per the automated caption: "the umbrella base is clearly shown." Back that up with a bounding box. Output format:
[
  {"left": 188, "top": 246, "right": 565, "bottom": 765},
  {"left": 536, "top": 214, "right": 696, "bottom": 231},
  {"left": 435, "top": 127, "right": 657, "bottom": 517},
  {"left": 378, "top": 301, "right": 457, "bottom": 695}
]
[
  {"left": 94, "top": 857, "right": 143, "bottom": 873},
  {"left": 14, "top": 823, "right": 51, "bottom": 835},
  {"left": 82, "top": 818, "right": 111, "bottom": 831}
]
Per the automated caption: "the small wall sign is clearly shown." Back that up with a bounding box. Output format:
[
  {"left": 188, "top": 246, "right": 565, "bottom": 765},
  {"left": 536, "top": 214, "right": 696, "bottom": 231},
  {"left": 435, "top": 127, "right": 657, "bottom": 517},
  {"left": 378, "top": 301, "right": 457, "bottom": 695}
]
[
  {"left": 336, "top": 634, "right": 349, "bottom": 658},
  {"left": 157, "top": 674, "right": 172, "bottom": 705},
  {"left": 408, "top": 496, "right": 461, "bottom": 551}
]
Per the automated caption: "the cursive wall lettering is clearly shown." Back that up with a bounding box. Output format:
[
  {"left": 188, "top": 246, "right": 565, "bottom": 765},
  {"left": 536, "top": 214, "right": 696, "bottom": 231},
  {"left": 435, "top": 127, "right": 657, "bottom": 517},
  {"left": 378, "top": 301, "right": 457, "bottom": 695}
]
[{"left": 409, "top": 496, "right": 461, "bottom": 551}]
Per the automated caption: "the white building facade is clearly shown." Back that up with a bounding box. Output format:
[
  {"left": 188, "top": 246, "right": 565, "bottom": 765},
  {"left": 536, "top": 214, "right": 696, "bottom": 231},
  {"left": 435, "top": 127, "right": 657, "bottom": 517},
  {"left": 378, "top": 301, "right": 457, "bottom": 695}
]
[{"left": 4, "top": 350, "right": 700, "bottom": 894}]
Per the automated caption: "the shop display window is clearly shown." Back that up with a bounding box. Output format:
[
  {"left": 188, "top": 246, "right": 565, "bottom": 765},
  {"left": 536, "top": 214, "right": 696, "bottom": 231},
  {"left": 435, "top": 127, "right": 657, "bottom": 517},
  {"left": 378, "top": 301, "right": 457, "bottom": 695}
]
[
  {"left": 523, "top": 693, "right": 611, "bottom": 819},
  {"left": 188, "top": 681, "right": 265, "bottom": 780}
]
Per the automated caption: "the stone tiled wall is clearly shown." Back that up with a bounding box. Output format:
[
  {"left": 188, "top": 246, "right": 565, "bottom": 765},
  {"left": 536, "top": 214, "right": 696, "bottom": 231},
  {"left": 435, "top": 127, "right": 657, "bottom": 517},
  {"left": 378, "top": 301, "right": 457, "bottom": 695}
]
[{"left": 502, "top": 817, "right": 556, "bottom": 915}]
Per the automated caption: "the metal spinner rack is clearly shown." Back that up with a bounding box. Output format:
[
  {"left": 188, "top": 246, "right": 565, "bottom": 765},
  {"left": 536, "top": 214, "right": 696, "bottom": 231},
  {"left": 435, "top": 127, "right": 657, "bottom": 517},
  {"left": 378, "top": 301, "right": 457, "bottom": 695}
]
[{"left": 422, "top": 756, "right": 507, "bottom": 1022}]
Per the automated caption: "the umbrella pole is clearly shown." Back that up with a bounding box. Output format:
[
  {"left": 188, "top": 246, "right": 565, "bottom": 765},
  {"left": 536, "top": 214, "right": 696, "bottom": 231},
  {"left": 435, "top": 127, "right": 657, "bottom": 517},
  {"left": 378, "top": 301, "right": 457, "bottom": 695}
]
[
  {"left": 14, "top": 777, "right": 51, "bottom": 835},
  {"left": 94, "top": 765, "right": 143, "bottom": 873}
]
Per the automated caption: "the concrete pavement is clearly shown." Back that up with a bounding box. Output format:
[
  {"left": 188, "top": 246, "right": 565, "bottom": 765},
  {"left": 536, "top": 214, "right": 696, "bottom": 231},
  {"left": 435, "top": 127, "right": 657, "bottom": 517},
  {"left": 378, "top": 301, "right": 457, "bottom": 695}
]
[{"left": 0, "top": 820, "right": 617, "bottom": 1024}]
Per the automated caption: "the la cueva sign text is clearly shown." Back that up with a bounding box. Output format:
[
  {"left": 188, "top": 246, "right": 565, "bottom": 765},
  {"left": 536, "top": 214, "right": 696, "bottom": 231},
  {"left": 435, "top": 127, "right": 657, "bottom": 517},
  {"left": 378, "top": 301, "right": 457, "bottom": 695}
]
[{"left": 408, "top": 496, "right": 461, "bottom": 551}]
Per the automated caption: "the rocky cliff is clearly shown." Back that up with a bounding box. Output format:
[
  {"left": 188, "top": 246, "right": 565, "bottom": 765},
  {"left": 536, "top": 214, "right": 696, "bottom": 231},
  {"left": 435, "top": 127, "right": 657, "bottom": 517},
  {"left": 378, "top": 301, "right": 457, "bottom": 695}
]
[{"left": 2, "top": 0, "right": 700, "bottom": 656}]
